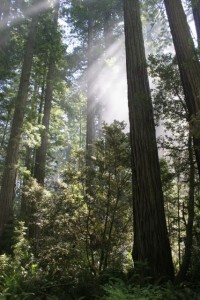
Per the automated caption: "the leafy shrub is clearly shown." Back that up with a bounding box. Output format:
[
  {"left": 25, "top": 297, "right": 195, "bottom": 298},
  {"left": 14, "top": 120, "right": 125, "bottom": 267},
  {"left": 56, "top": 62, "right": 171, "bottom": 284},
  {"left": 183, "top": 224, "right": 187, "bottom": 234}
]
[
  {"left": 0, "top": 222, "right": 41, "bottom": 299},
  {"left": 99, "top": 278, "right": 200, "bottom": 300}
]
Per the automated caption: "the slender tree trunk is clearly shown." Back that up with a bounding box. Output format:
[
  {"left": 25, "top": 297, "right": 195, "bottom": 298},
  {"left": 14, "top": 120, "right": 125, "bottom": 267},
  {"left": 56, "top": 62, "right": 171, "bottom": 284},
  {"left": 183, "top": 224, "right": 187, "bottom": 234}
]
[
  {"left": 123, "top": 0, "right": 174, "bottom": 280},
  {"left": 20, "top": 146, "right": 33, "bottom": 219},
  {"left": 0, "top": 5, "right": 39, "bottom": 238},
  {"left": 86, "top": 15, "right": 96, "bottom": 165},
  {"left": 177, "top": 175, "right": 181, "bottom": 268},
  {"left": 164, "top": 0, "right": 200, "bottom": 178},
  {"left": 34, "top": 3, "right": 59, "bottom": 186},
  {"left": 177, "top": 136, "right": 195, "bottom": 281}
]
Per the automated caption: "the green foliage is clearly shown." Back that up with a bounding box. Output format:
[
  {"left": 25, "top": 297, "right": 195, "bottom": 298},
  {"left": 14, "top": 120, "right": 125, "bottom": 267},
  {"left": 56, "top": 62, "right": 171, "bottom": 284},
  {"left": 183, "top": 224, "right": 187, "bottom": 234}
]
[
  {"left": 148, "top": 53, "right": 187, "bottom": 124},
  {"left": 190, "top": 111, "right": 200, "bottom": 139},
  {"left": 100, "top": 279, "right": 200, "bottom": 300},
  {"left": 35, "top": 122, "right": 132, "bottom": 281},
  {"left": 160, "top": 158, "right": 175, "bottom": 194},
  {"left": 11, "top": 122, "right": 132, "bottom": 299},
  {"left": 0, "top": 222, "right": 40, "bottom": 299}
]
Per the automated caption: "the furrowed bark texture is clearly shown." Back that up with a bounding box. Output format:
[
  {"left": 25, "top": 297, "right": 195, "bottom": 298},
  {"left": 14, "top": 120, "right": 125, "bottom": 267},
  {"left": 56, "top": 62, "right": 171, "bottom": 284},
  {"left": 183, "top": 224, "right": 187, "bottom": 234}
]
[
  {"left": 0, "top": 7, "right": 39, "bottom": 237},
  {"left": 123, "top": 0, "right": 174, "bottom": 280},
  {"left": 164, "top": 0, "right": 200, "bottom": 178}
]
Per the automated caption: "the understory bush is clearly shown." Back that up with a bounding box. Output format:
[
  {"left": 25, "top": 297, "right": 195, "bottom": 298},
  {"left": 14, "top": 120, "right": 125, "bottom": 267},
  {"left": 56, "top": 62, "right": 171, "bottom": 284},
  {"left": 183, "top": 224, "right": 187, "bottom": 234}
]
[
  {"left": 100, "top": 279, "right": 200, "bottom": 300},
  {"left": 0, "top": 222, "right": 41, "bottom": 299}
]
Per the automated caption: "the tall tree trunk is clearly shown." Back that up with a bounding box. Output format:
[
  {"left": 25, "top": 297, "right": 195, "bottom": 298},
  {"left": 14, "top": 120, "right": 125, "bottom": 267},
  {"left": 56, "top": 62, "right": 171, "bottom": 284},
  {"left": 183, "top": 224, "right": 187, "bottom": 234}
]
[
  {"left": 0, "top": 3, "right": 39, "bottom": 238},
  {"left": 177, "top": 136, "right": 195, "bottom": 282},
  {"left": 123, "top": 0, "right": 174, "bottom": 280},
  {"left": 86, "top": 15, "right": 96, "bottom": 165},
  {"left": 34, "top": 3, "right": 59, "bottom": 186},
  {"left": 164, "top": 0, "right": 200, "bottom": 178}
]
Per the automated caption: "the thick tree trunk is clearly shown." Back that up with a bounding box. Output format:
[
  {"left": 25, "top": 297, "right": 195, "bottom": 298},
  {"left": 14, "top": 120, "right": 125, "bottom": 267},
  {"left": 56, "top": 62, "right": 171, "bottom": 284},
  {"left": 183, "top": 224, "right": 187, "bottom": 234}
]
[
  {"left": 123, "top": 0, "right": 174, "bottom": 280},
  {"left": 34, "top": 3, "right": 59, "bottom": 186},
  {"left": 0, "top": 7, "right": 39, "bottom": 237},
  {"left": 164, "top": 0, "right": 200, "bottom": 178},
  {"left": 177, "top": 136, "right": 195, "bottom": 282}
]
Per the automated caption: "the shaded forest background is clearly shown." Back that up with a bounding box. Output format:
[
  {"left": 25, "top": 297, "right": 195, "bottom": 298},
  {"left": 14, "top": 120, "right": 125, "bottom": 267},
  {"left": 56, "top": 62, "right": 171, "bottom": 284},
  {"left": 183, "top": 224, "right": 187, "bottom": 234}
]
[{"left": 0, "top": 0, "right": 200, "bottom": 299}]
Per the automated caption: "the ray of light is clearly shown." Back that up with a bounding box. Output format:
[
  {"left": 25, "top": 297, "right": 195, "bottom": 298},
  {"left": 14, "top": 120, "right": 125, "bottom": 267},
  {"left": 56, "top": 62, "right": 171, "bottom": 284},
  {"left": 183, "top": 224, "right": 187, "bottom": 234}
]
[
  {"left": 85, "top": 34, "right": 129, "bottom": 125},
  {"left": 0, "top": 0, "right": 59, "bottom": 29}
]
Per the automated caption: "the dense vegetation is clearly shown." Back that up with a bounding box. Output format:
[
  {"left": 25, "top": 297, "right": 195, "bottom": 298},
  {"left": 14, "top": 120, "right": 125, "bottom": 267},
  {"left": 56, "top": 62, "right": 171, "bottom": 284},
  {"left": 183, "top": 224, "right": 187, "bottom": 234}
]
[{"left": 0, "top": 0, "right": 200, "bottom": 299}]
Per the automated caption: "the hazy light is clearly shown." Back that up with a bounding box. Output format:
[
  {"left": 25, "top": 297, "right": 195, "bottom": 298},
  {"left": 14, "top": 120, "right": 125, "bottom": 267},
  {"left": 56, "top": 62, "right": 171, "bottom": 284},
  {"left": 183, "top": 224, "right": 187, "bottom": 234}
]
[
  {"left": 85, "top": 34, "right": 129, "bottom": 126},
  {"left": 0, "top": 0, "right": 58, "bottom": 29}
]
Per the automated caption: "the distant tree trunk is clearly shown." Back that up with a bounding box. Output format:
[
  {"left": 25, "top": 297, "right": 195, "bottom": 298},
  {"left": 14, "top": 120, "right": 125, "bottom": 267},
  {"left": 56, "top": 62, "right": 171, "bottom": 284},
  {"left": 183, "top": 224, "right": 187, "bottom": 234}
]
[
  {"left": 191, "top": 0, "right": 200, "bottom": 44},
  {"left": 164, "top": 0, "right": 200, "bottom": 178},
  {"left": 20, "top": 146, "right": 33, "bottom": 219},
  {"left": 123, "top": 0, "right": 174, "bottom": 280},
  {"left": 177, "top": 174, "right": 181, "bottom": 268},
  {"left": 177, "top": 136, "right": 195, "bottom": 282},
  {"left": 96, "top": 10, "right": 113, "bottom": 134},
  {"left": 0, "top": 5, "right": 39, "bottom": 238},
  {"left": 0, "top": 0, "right": 11, "bottom": 50},
  {"left": 86, "top": 15, "right": 96, "bottom": 165},
  {"left": 34, "top": 3, "right": 59, "bottom": 186},
  {"left": 0, "top": 108, "right": 11, "bottom": 149}
]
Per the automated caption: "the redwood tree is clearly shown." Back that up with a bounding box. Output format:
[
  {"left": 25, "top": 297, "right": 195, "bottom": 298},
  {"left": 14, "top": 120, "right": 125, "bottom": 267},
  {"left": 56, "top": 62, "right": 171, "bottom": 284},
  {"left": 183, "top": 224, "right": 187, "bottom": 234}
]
[
  {"left": 123, "top": 0, "right": 174, "bottom": 280},
  {"left": 34, "top": 2, "right": 59, "bottom": 186},
  {"left": 86, "top": 14, "right": 96, "bottom": 164},
  {"left": 164, "top": 0, "right": 200, "bottom": 178},
  {"left": 0, "top": 0, "right": 39, "bottom": 237}
]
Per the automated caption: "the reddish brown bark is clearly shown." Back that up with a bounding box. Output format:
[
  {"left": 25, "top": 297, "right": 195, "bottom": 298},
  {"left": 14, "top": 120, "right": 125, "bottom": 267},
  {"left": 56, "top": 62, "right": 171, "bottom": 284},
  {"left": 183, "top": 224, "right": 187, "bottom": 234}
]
[
  {"left": 164, "top": 0, "right": 200, "bottom": 178},
  {"left": 123, "top": 0, "right": 174, "bottom": 280}
]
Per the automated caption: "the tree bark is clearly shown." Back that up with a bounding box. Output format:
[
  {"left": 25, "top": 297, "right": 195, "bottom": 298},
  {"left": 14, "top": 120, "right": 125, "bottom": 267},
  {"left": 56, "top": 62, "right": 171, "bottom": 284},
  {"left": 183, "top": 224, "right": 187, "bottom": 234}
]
[
  {"left": 123, "top": 0, "right": 174, "bottom": 280},
  {"left": 34, "top": 3, "right": 59, "bottom": 186},
  {"left": 164, "top": 0, "right": 200, "bottom": 178},
  {"left": 0, "top": 4, "right": 39, "bottom": 237},
  {"left": 177, "top": 136, "right": 195, "bottom": 282}
]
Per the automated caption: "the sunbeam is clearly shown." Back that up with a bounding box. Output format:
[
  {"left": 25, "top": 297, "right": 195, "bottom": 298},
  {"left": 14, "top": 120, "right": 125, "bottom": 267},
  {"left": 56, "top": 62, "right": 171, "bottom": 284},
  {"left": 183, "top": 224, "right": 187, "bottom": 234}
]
[
  {"left": 0, "top": 0, "right": 58, "bottom": 29},
  {"left": 84, "top": 34, "right": 129, "bottom": 125}
]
